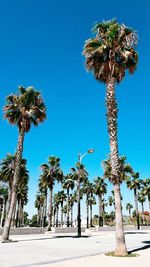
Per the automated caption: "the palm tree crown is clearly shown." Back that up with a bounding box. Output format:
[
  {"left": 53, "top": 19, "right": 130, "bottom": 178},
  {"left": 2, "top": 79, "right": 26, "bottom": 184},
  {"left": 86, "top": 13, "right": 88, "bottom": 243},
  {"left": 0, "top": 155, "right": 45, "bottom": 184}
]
[
  {"left": 83, "top": 19, "right": 138, "bottom": 83},
  {"left": 4, "top": 86, "right": 46, "bottom": 132}
]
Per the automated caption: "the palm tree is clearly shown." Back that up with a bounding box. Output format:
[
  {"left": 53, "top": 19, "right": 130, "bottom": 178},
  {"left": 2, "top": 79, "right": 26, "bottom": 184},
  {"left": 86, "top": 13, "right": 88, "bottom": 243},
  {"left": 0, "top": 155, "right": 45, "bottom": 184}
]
[
  {"left": 138, "top": 191, "right": 146, "bottom": 225},
  {"left": 126, "top": 172, "right": 142, "bottom": 230},
  {"left": 126, "top": 202, "right": 133, "bottom": 221},
  {"left": 2, "top": 86, "right": 46, "bottom": 241},
  {"left": 142, "top": 179, "right": 150, "bottom": 211},
  {"left": 35, "top": 193, "right": 45, "bottom": 227},
  {"left": 94, "top": 177, "right": 107, "bottom": 226},
  {"left": 40, "top": 156, "right": 63, "bottom": 230},
  {"left": 88, "top": 194, "right": 96, "bottom": 227},
  {"left": 71, "top": 162, "right": 88, "bottom": 236},
  {"left": 0, "top": 185, "right": 8, "bottom": 227},
  {"left": 0, "top": 153, "right": 29, "bottom": 227},
  {"left": 53, "top": 193, "right": 60, "bottom": 227},
  {"left": 108, "top": 195, "right": 115, "bottom": 209},
  {"left": 62, "top": 174, "right": 75, "bottom": 227},
  {"left": 38, "top": 175, "right": 49, "bottom": 227},
  {"left": 83, "top": 19, "right": 138, "bottom": 255},
  {"left": 16, "top": 169, "right": 29, "bottom": 227},
  {"left": 82, "top": 179, "right": 93, "bottom": 228},
  {"left": 69, "top": 192, "right": 77, "bottom": 227},
  {"left": 57, "top": 190, "right": 66, "bottom": 226}
]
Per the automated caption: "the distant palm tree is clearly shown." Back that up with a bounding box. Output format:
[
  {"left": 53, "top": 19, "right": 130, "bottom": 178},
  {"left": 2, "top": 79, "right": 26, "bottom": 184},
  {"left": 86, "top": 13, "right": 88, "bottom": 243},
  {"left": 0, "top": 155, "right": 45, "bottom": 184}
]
[
  {"left": 71, "top": 162, "right": 88, "bottom": 236},
  {"left": 138, "top": 191, "right": 146, "bottom": 225},
  {"left": 16, "top": 168, "right": 29, "bottom": 227},
  {"left": 57, "top": 190, "right": 67, "bottom": 226},
  {"left": 126, "top": 202, "right": 133, "bottom": 221},
  {"left": 35, "top": 193, "right": 45, "bottom": 227},
  {"left": 53, "top": 193, "right": 60, "bottom": 227},
  {"left": 127, "top": 172, "right": 142, "bottom": 229},
  {"left": 62, "top": 174, "right": 75, "bottom": 227},
  {"left": 69, "top": 192, "right": 77, "bottom": 227},
  {"left": 2, "top": 86, "right": 46, "bottom": 241},
  {"left": 82, "top": 179, "right": 93, "bottom": 228},
  {"left": 0, "top": 185, "right": 8, "bottom": 227},
  {"left": 0, "top": 153, "right": 29, "bottom": 228},
  {"left": 94, "top": 177, "right": 107, "bottom": 226},
  {"left": 88, "top": 194, "right": 96, "bottom": 227},
  {"left": 41, "top": 156, "right": 63, "bottom": 230},
  {"left": 142, "top": 178, "right": 150, "bottom": 211},
  {"left": 108, "top": 195, "right": 115, "bottom": 209},
  {"left": 83, "top": 19, "right": 138, "bottom": 256}
]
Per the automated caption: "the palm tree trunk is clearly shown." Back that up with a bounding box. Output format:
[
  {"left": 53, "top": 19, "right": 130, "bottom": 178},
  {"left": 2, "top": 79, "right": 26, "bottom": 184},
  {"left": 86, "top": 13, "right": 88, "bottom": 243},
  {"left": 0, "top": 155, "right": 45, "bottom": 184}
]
[
  {"left": 15, "top": 200, "right": 20, "bottom": 227},
  {"left": 6, "top": 187, "right": 12, "bottom": 217},
  {"left": 48, "top": 187, "right": 53, "bottom": 231},
  {"left": 141, "top": 201, "right": 145, "bottom": 225},
  {"left": 1, "top": 128, "right": 25, "bottom": 241},
  {"left": 56, "top": 206, "right": 59, "bottom": 227},
  {"left": 0, "top": 198, "right": 5, "bottom": 227},
  {"left": 129, "top": 209, "right": 132, "bottom": 221},
  {"left": 90, "top": 203, "right": 92, "bottom": 227},
  {"left": 61, "top": 201, "right": 63, "bottom": 226},
  {"left": 98, "top": 195, "right": 103, "bottom": 226},
  {"left": 43, "top": 188, "right": 47, "bottom": 227},
  {"left": 67, "top": 188, "right": 69, "bottom": 227},
  {"left": 71, "top": 204, "right": 73, "bottom": 227},
  {"left": 134, "top": 188, "right": 140, "bottom": 229},
  {"left": 106, "top": 78, "right": 127, "bottom": 256},
  {"left": 77, "top": 174, "right": 81, "bottom": 236},
  {"left": 86, "top": 195, "right": 89, "bottom": 228}
]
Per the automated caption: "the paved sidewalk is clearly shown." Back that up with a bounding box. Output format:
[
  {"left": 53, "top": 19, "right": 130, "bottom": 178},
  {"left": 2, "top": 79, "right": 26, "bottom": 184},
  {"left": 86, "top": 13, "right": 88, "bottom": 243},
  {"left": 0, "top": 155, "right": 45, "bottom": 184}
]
[{"left": 0, "top": 230, "right": 150, "bottom": 267}]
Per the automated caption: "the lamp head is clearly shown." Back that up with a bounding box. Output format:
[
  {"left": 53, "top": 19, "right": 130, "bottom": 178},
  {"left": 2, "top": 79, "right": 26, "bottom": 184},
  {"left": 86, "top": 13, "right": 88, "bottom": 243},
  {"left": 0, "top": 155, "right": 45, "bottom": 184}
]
[{"left": 87, "top": 148, "right": 94, "bottom": 154}]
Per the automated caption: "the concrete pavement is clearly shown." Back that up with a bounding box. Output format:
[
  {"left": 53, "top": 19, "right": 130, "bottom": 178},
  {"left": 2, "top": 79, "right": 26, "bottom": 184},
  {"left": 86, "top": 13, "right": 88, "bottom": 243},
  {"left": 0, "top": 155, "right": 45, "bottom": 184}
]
[{"left": 0, "top": 230, "right": 150, "bottom": 267}]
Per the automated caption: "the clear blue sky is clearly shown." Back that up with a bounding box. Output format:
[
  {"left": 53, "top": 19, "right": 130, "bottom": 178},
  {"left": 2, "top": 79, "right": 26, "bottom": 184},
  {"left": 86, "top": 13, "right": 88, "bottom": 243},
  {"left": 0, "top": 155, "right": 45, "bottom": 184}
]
[{"left": 0, "top": 0, "right": 149, "bottom": 217}]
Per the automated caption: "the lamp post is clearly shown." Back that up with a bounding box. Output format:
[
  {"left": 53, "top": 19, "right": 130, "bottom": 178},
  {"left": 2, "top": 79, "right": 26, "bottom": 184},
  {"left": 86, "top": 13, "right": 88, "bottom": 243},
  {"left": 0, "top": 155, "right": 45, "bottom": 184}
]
[{"left": 77, "top": 148, "right": 94, "bottom": 237}]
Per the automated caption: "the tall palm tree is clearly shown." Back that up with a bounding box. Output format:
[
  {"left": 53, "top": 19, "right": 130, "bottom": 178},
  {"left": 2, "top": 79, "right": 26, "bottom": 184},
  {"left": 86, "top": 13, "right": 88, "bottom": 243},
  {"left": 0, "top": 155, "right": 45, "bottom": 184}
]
[
  {"left": 138, "top": 191, "right": 146, "bottom": 225},
  {"left": 83, "top": 19, "right": 138, "bottom": 255},
  {"left": 40, "top": 156, "right": 63, "bottom": 230},
  {"left": 62, "top": 174, "right": 75, "bottom": 227},
  {"left": 126, "top": 202, "right": 133, "bottom": 221},
  {"left": 2, "top": 86, "right": 46, "bottom": 241},
  {"left": 126, "top": 172, "right": 142, "bottom": 230},
  {"left": 94, "top": 177, "right": 107, "bottom": 226}
]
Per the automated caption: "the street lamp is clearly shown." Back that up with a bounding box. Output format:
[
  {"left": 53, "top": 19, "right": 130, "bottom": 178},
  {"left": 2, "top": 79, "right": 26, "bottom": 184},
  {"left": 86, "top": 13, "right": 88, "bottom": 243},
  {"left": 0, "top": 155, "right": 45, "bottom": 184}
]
[{"left": 77, "top": 148, "right": 94, "bottom": 237}]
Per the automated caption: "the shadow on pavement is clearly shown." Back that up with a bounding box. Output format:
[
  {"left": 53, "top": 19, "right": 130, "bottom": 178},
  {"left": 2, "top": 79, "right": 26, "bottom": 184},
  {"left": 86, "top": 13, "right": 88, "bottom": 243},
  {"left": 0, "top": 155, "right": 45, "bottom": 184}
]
[
  {"left": 125, "top": 232, "right": 149, "bottom": 235},
  {"left": 14, "top": 235, "right": 90, "bottom": 242},
  {"left": 128, "top": 241, "right": 150, "bottom": 254}
]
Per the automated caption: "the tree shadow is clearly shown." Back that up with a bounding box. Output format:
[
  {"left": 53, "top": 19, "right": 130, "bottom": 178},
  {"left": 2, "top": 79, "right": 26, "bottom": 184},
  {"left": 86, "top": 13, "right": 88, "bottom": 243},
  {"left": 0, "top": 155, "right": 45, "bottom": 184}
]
[
  {"left": 125, "top": 231, "right": 149, "bottom": 235},
  {"left": 14, "top": 235, "right": 90, "bottom": 242},
  {"left": 128, "top": 241, "right": 150, "bottom": 254}
]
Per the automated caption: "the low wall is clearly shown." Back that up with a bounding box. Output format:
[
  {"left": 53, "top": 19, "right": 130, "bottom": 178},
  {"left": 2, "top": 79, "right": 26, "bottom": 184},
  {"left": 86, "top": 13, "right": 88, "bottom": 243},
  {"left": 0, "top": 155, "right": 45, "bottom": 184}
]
[
  {"left": 96, "top": 225, "right": 150, "bottom": 231},
  {"left": 51, "top": 227, "right": 85, "bottom": 233},
  {"left": 0, "top": 227, "right": 45, "bottom": 235}
]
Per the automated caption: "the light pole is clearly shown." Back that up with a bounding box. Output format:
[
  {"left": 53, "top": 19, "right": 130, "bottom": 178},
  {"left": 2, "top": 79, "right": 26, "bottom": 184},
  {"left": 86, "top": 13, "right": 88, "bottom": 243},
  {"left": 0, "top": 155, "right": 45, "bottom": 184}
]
[{"left": 77, "top": 148, "right": 94, "bottom": 237}]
